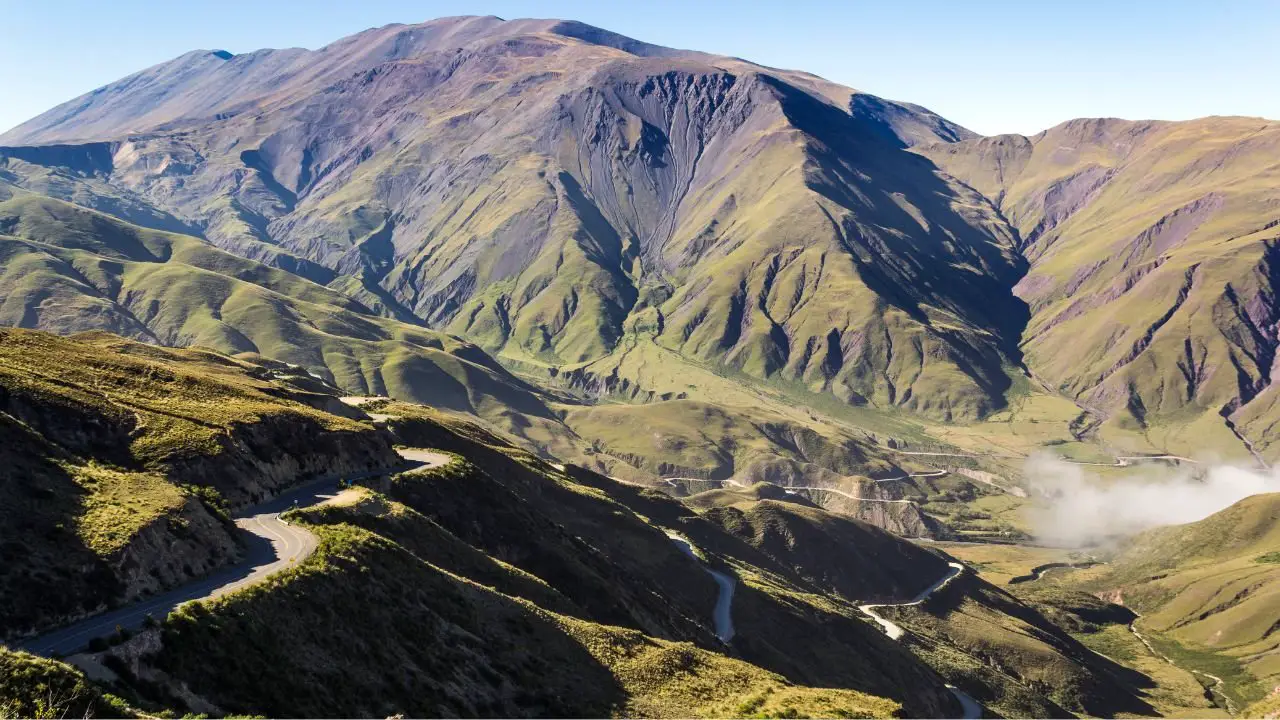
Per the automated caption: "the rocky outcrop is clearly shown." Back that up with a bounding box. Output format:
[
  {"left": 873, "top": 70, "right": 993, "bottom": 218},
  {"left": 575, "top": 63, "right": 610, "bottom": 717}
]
[
  {"left": 163, "top": 416, "right": 400, "bottom": 507},
  {"left": 113, "top": 497, "right": 240, "bottom": 601}
]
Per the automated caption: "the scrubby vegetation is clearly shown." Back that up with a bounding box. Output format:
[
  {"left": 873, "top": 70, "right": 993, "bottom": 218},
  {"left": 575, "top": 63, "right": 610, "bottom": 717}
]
[
  {"left": 0, "top": 329, "right": 398, "bottom": 639},
  {"left": 0, "top": 647, "right": 132, "bottom": 719}
]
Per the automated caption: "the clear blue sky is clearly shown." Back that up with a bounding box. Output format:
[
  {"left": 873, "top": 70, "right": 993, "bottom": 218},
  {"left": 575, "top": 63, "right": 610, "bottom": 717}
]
[{"left": 2, "top": 0, "right": 1277, "bottom": 137}]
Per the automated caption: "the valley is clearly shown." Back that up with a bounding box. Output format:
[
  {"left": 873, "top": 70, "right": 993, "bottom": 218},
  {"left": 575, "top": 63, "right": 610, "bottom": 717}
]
[{"left": 2, "top": 11, "right": 1280, "bottom": 719}]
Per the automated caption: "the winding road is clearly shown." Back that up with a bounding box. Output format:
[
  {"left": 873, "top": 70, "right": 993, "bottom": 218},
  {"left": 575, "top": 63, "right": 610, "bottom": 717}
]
[
  {"left": 856, "top": 561, "right": 981, "bottom": 718},
  {"left": 873, "top": 468, "right": 948, "bottom": 482},
  {"left": 857, "top": 562, "right": 966, "bottom": 640},
  {"left": 22, "top": 448, "right": 451, "bottom": 657},
  {"left": 667, "top": 534, "right": 736, "bottom": 643},
  {"left": 1128, "top": 615, "right": 1236, "bottom": 715},
  {"left": 786, "top": 485, "right": 920, "bottom": 505}
]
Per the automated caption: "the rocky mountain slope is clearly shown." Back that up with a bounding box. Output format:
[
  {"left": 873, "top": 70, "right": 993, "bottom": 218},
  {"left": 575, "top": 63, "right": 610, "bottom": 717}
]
[
  {"left": 0, "top": 15, "right": 1026, "bottom": 425},
  {"left": 919, "top": 118, "right": 1280, "bottom": 456}
]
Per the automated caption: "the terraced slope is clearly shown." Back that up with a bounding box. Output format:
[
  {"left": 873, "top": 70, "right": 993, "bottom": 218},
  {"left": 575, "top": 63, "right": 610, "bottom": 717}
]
[
  {"left": 920, "top": 118, "right": 1280, "bottom": 458},
  {"left": 0, "top": 15, "right": 1027, "bottom": 423}
]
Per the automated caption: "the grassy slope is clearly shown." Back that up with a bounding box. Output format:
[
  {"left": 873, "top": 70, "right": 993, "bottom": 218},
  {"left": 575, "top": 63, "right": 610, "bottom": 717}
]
[
  {"left": 1067, "top": 493, "right": 1280, "bottom": 704},
  {"left": 1246, "top": 691, "right": 1280, "bottom": 718},
  {"left": 0, "top": 188, "right": 945, "bottom": 497},
  {"left": 147, "top": 519, "right": 898, "bottom": 719},
  {"left": 0, "top": 647, "right": 133, "bottom": 719},
  {"left": 696, "top": 498, "right": 948, "bottom": 602},
  {"left": 370, "top": 403, "right": 961, "bottom": 715},
  {"left": 920, "top": 117, "right": 1280, "bottom": 460},
  {"left": 883, "top": 572, "right": 1159, "bottom": 718},
  {"left": 0, "top": 190, "right": 559, "bottom": 422},
  {"left": 0, "top": 328, "right": 396, "bottom": 639},
  {"left": 0, "top": 333, "right": 1170, "bottom": 718},
  {"left": 1014, "top": 586, "right": 1230, "bottom": 718}
]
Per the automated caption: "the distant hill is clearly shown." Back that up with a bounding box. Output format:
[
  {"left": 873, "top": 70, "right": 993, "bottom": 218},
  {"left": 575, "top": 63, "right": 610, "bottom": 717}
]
[{"left": 919, "top": 117, "right": 1280, "bottom": 456}]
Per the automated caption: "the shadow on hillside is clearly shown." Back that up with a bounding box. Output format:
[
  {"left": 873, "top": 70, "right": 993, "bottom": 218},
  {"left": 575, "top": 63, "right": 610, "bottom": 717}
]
[
  {"left": 761, "top": 75, "right": 1034, "bottom": 405},
  {"left": 0, "top": 419, "right": 123, "bottom": 640}
]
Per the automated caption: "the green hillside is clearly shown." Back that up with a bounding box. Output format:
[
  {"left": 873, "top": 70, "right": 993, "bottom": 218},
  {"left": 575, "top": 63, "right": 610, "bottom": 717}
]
[
  {"left": 0, "top": 328, "right": 405, "bottom": 640},
  {"left": 0, "top": 329, "right": 1162, "bottom": 718},
  {"left": 1064, "top": 493, "right": 1280, "bottom": 706},
  {"left": 920, "top": 117, "right": 1280, "bottom": 460},
  {"left": 0, "top": 190, "right": 558, "bottom": 422}
]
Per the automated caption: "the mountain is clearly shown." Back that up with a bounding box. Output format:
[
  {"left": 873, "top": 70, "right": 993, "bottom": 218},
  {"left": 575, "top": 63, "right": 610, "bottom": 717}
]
[
  {"left": 10, "top": 12, "right": 1280, "bottom": 717},
  {"left": 0, "top": 15, "right": 1025, "bottom": 426},
  {"left": 919, "top": 117, "right": 1280, "bottom": 457},
  {"left": 7, "top": 16, "right": 1280, "bottom": 464}
]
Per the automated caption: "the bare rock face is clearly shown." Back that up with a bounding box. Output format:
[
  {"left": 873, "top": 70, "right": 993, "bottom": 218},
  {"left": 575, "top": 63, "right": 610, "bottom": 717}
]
[{"left": 113, "top": 497, "right": 240, "bottom": 601}]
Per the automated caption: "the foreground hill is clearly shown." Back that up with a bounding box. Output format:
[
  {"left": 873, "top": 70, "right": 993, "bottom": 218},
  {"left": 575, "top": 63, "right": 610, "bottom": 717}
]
[
  {"left": 0, "top": 328, "right": 1166, "bottom": 718},
  {"left": 0, "top": 328, "right": 399, "bottom": 640}
]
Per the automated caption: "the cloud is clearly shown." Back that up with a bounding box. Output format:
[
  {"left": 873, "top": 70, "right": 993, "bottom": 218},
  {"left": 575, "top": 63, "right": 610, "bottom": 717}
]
[{"left": 1023, "top": 453, "right": 1280, "bottom": 547}]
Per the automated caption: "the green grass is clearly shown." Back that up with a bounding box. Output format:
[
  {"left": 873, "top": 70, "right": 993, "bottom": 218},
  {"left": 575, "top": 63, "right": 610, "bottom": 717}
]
[
  {"left": 0, "top": 328, "right": 400, "bottom": 638},
  {"left": 1142, "top": 627, "right": 1269, "bottom": 711},
  {"left": 1244, "top": 691, "right": 1280, "bottom": 718},
  {"left": 0, "top": 647, "right": 133, "bottom": 719}
]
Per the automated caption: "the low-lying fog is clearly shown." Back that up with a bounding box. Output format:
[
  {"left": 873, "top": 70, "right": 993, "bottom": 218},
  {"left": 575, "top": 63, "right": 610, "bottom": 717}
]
[{"left": 1024, "top": 453, "right": 1280, "bottom": 547}]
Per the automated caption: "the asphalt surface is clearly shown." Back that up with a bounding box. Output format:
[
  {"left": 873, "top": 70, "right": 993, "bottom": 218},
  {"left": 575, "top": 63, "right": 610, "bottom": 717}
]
[
  {"left": 857, "top": 561, "right": 965, "bottom": 641},
  {"left": 667, "top": 534, "right": 736, "bottom": 643},
  {"left": 22, "top": 448, "right": 450, "bottom": 656}
]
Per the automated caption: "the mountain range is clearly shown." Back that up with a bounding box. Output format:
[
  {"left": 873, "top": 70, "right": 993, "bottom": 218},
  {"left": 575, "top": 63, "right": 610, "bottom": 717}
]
[
  {"left": 4, "top": 16, "right": 1279, "bottom": 467},
  {"left": 3, "top": 13, "right": 1280, "bottom": 719}
]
